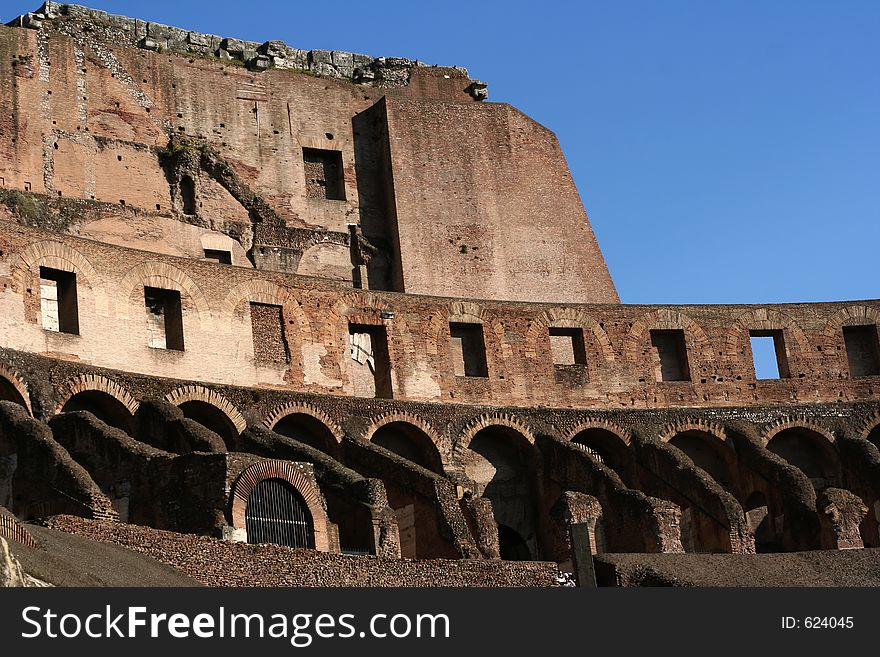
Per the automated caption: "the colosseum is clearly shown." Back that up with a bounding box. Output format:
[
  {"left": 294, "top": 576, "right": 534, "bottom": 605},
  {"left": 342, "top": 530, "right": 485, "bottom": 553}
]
[{"left": 0, "top": 2, "right": 879, "bottom": 587}]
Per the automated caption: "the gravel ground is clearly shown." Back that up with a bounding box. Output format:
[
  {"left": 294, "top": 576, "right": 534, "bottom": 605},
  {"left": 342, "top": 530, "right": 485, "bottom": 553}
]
[
  {"left": 38, "top": 516, "right": 561, "bottom": 587},
  {"left": 11, "top": 525, "right": 200, "bottom": 587},
  {"left": 594, "top": 549, "right": 880, "bottom": 586}
]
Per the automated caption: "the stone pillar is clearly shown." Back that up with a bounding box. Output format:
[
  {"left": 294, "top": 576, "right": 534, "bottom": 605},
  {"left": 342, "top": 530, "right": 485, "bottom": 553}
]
[{"left": 817, "top": 488, "right": 868, "bottom": 550}]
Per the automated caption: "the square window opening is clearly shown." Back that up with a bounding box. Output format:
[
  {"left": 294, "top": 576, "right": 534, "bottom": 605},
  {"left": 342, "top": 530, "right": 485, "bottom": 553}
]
[
  {"left": 203, "top": 248, "right": 232, "bottom": 264},
  {"left": 348, "top": 323, "right": 393, "bottom": 398},
  {"left": 549, "top": 327, "right": 587, "bottom": 366},
  {"left": 302, "top": 147, "right": 345, "bottom": 201},
  {"left": 39, "top": 266, "right": 79, "bottom": 334},
  {"left": 144, "top": 287, "right": 184, "bottom": 351},
  {"left": 650, "top": 329, "right": 690, "bottom": 381},
  {"left": 749, "top": 330, "right": 789, "bottom": 379},
  {"left": 843, "top": 325, "right": 880, "bottom": 378},
  {"left": 450, "top": 322, "right": 488, "bottom": 378},
  {"left": 250, "top": 303, "right": 290, "bottom": 364}
]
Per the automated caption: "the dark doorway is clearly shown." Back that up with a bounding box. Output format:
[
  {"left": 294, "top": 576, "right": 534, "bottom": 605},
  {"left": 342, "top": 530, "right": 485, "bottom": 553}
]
[{"left": 245, "top": 478, "right": 314, "bottom": 549}]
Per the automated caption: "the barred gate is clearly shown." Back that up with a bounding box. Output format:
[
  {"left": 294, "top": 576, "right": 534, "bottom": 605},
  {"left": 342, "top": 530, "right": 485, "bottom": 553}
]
[{"left": 245, "top": 478, "right": 314, "bottom": 549}]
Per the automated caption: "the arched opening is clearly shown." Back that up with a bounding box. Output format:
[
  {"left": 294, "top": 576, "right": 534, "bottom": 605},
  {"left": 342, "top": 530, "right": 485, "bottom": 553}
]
[
  {"left": 178, "top": 400, "right": 238, "bottom": 450},
  {"left": 180, "top": 176, "right": 196, "bottom": 215},
  {"left": 571, "top": 427, "right": 630, "bottom": 479},
  {"left": 668, "top": 430, "right": 735, "bottom": 492},
  {"left": 867, "top": 424, "right": 880, "bottom": 451},
  {"left": 272, "top": 413, "right": 338, "bottom": 458},
  {"left": 498, "top": 524, "right": 531, "bottom": 561},
  {"left": 766, "top": 427, "right": 838, "bottom": 491},
  {"left": 245, "top": 478, "right": 315, "bottom": 549},
  {"left": 371, "top": 422, "right": 443, "bottom": 473},
  {"left": 744, "top": 491, "right": 778, "bottom": 553},
  {"left": 464, "top": 426, "right": 540, "bottom": 560},
  {"left": 0, "top": 376, "right": 27, "bottom": 411},
  {"left": 61, "top": 390, "right": 134, "bottom": 435}
]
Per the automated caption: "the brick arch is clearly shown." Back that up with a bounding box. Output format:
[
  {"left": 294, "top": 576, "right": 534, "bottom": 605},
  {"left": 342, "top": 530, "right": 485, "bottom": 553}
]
[
  {"left": 524, "top": 308, "right": 615, "bottom": 363},
  {"left": 858, "top": 411, "right": 880, "bottom": 443},
  {"left": 821, "top": 305, "right": 880, "bottom": 372},
  {"left": 164, "top": 385, "right": 246, "bottom": 433},
  {"left": 658, "top": 419, "right": 732, "bottom": 448},
  {"left": 0, "top": 364, "right": 32, "bottom": 414},
  {"left": 221, "top": 279, "right": 311, "bottom": 338},
  {"left": 761, "top": 416, "right": 837, "bottom": 448},
  {"left": 364, "top": 412, "right": 440, "bottom": 445},
  {"left": 117, "top": 260, "right": 210, "bottom": 318},
  {"left": 229, "top": 460, "right": 331, "bottom": 552},
  {"left": 726, "top": 308, "right": 811, "bottom": 362},
  {"left": 13, "top": 240, "right": 102, "bottom": 292},
  {"left": 624, "top": 309, "right": 713, "bottom": 362},
  {"left": 329, "top": 292, "right": 415, "bottom": 359},
  {"left": 457, "top": 413, "right": 535, "bottom": 453},
  {"left": 425, "top": 302, "right": 488, "bottom": 359},
  {"left": 54, "top": 374, "right": 139, "bottom": 416},
  {"left": 567, "top": 420, "right": 631, "bottom": 446},
  {"left": 262, "top": 402, "right": 342, "bottom": 442}
]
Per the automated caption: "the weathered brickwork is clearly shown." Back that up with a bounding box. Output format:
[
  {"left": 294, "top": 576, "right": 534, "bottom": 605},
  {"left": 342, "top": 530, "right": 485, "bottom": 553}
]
[{"left": 0, "top": 4, "right": 877, "bottom": 586}]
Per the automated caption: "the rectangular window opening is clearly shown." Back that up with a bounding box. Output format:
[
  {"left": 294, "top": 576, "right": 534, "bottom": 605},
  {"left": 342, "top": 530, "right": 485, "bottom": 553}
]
[
  {"left": 749, "top": 330, "right": 789, "bottom": 379},
  {"left": 843, "top": 325, "right": 880, "bottom": 378},
  {"left": 39, "top": 266, "right": 79, "bottom": 334},
  {"left": 348, "top": 323, "right": 393, "bottom": 398},
  {"left": 549, "top": 327, "right": 587, "bottom": 366},
  {"left": 650, "top": 329, "right": 690, "bottom": 381},
  {"left": 303, "top": 147, "right": 345, "bottom": 201},
  {"left": 203, "top": 248, "right": 232, "bottom": 264},
  {"left": 144, "top": 286, "right": 184, "bottom": 351},
  {"left": 450, "top": 322, "right": 489, "bottom": 378},
  {"left": 250, "top": 303, "right": 290, "bottom": 364}
]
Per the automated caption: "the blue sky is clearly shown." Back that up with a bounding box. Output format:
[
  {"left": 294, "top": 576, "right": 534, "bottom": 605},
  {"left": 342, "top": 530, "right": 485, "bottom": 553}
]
[{"left": 12, "top": 1, "right": 879, "bottom": 305}]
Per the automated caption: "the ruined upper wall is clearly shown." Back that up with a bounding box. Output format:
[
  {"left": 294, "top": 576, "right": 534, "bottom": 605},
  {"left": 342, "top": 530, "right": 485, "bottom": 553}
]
[{"left": 7, "top": 2, "right": 488, "bottom": 96}]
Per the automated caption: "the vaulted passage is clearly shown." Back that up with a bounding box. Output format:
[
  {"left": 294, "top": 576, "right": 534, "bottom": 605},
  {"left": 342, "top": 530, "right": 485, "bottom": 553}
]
[
  {"left": 571, "top": 427, "right": 630, "bottom": 481},
  {"left": 744, "top": 491, "right": 779, "bottom": 553},
  {"left": 178, "top": 400, "right": 238, "bottom": 450},
  {"left": 61, "top": 390, "right": 134, "bottom": 435},
  {"left": 766, "top": 428, "right": 839, "bottom": 491},
  {"left": 0, "top": 377, "right": 27, "bottom": 410},
  {"left": 272, "top": 413, "right": 338, "bottom": 457},
  {"left": 465, "top": 426, "right": 540, "bottom": 560},
  {"left": 668, "top": 431, "right": 735, "bottom": 493},
  {"left": 245, "top": 478, "right": 315, "bottom": 549},
  {"left": 371, "top": 422, "right": 443, "bottom": 473}
]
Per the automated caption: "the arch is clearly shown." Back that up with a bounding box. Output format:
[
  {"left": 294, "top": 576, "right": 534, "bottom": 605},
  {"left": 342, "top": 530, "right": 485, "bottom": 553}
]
[
  {"left": 55, "top": 374, "right": 139, "bottom": 417},
  {"left": 246, "top": 478, "right": 315, "bottom": 548},
  {"left": 270, "top": 413, "right": 340, "bottom": 457},
  {"left": 764, "top": 421, "right": 840, "bottom": 491},
  {"left": 624, "top": 309, "right": 713, "bottom": 378},
  {"left": 229, "top": 460, "right": 330, "bottom": 551},
  {"left": 13, "top": 240, "right": 102, "bottom": 293},
  {"left": 524, "top": 308, "right": 615, "bottom": 363},
  {"left": 61, "top": 390, "right": 136, "bottom": 435},
  {"left": 666, "top": 430, "right": 736, "bottom": 492},
  {"left": 220, "top": 279, "right": 311, "bottom": 339},
  {"left": 726, "top": 308, "right": 812, "bottom": 367},
  {"left": 821, "top": 306, "right": 880, "bottom": 371},
  {"left": 165, "top": 385, "right": 245, "bottom": 448},
  {"left": 366, "top": 414, "right": 444, "bottom": 473},
  {"left": 568, "top": 421, "right": 631, "bottom": 475},
  {"left": 744, "top": 490, "right": 777, "bottom": 553},
  {"left": 463, "top": 422, "right": 540, "bottom": 561},
  {"left": 458, "top": 413, "right": 535, "bottom": 453},
  {"left": 264, "top": 402, "right": 341, "bottom": 438},
  {"left": 0, "top": 365, "right": 31, "bottom": 414},
  {"left": 117, "top": 261, "right": 210, "bottom": 318}
]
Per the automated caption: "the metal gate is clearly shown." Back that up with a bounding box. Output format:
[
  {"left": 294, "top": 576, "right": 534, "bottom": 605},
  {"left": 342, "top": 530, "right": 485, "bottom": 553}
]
[{"left": 245, "top": 478, "right": 314, "bottom": 549}]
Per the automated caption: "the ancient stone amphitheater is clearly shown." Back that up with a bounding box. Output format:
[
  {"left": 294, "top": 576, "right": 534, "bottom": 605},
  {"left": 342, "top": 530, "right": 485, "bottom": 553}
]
[{"left": 1, "top": 3, "right": 879, "bottom": 586}]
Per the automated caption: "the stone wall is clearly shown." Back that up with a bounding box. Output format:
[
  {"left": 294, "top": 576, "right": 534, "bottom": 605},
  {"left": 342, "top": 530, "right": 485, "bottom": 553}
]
[{"left": 43, "top": 515, "right": 562, "bottom": 587}]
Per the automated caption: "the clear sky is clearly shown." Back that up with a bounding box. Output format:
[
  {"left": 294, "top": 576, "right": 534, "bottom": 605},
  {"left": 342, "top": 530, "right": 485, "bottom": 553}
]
[{"left": 11, "top": 0, "right": 879, "bottom": 305}]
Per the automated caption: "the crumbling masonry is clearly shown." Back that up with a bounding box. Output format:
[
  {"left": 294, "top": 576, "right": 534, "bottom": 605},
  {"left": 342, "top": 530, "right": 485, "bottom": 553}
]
[{"left": 0, "top": 3, "right": 878, "bottom": 585}]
